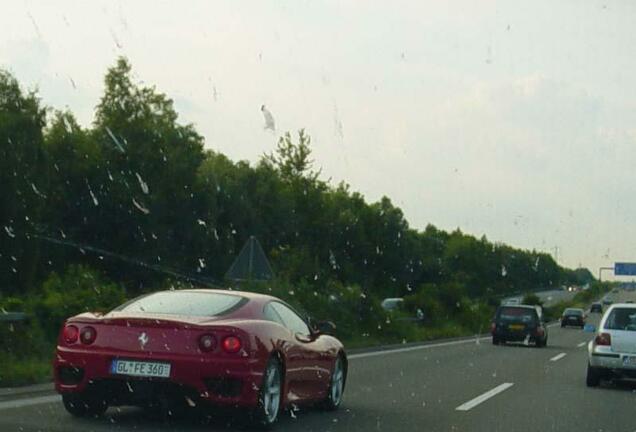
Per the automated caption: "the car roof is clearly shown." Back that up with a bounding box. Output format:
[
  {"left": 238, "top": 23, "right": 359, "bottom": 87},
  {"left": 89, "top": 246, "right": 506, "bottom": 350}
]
[
  {"left": 170, "top": 288, "right": 279, "bottom": 305},
  {"left": 606, "top": 303, "right": 636, "bottom": 310}
]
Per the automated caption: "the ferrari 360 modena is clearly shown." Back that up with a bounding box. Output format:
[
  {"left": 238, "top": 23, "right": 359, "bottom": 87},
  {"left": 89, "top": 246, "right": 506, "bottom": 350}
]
[{"left": 53, "top": 289, "right": 347, "bottom": 427}]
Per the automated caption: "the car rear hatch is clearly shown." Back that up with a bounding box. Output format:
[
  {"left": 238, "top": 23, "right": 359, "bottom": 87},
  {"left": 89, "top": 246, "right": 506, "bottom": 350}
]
[
  {"left": 66, "top": 313, "right": 247, "bottom": 356},
  {"left": 610, "top": 331, "right": 636, "bottom": 354},
  {"left": 497, "top": 307, "right": 538, "bottom": 334}
]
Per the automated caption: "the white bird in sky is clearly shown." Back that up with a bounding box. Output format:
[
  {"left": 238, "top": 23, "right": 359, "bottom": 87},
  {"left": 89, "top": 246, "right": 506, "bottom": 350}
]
[{"left": 261, "top": 104, "right": 276, "bottom": 132}]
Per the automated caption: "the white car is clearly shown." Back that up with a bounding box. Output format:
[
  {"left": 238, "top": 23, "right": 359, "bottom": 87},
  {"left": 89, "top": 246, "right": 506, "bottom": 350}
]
[
  {"left": 381, "top": 298, "right": 404, "bottom": 312},
  {"left": 586, "top": 303, "right": 636, "bottom": 386}
]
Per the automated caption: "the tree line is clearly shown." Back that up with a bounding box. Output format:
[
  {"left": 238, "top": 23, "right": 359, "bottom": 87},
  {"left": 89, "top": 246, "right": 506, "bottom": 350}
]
[{"left": 0, "top": 58, "right": 593, "bottom": 312}]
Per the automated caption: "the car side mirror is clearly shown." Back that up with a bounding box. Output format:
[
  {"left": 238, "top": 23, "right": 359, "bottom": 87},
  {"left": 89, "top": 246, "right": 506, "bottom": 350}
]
[
  {"left": 315, "top": 321, "right": 336, "bottom": 336},
  {"left": 584, "top": 324, "right": 596, "bottom": 333}
]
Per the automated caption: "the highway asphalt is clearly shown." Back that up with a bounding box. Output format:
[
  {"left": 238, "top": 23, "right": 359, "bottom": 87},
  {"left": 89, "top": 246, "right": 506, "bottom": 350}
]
[{"left": 2, "top": 290, "right": 635, "bottom": 432}]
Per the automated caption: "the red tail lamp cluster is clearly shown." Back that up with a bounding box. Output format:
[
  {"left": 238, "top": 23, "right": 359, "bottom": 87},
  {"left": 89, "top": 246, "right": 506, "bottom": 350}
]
[
  {"left": 199, "top": 334, "right": 217, "bottom": 352},
  {"left": 63, "top": 325, "right": 97, "bottom": 345},
  {"left": 199, "top": 334, "right": 242, "bottom": 353},
  {"left": 80, "top": 326, "right": 97, "bottom": 344},
  {"left": 222, "top": 336, "right": 242, "bottom": 353},
  {"left": 63, "top": 325, "right": 79, "bottom": 344},
  {"left": 595, "top": 332, "right": 612, "bottom": 346}
]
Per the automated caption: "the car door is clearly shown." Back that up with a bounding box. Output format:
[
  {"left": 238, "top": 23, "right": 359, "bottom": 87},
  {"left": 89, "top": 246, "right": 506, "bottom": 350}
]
[{"left": 269, "top": 302, "right": 326, "bottom": 400}]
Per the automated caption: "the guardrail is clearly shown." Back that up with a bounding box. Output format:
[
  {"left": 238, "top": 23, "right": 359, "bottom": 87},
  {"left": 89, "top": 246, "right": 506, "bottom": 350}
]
[{"left": 0, "top": 312, "right": 29, "bottom": 324}]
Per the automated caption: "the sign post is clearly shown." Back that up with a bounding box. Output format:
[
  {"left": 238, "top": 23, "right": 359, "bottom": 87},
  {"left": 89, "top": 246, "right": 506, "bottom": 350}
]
[{"left": 599, "top": 267, "right": 614, "bottom": 282}]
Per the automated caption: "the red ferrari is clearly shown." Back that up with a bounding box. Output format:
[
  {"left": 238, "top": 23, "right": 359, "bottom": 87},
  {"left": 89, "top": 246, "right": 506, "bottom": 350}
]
[{"left": 53, "top": 289, "right": 347, "bottom": 426}]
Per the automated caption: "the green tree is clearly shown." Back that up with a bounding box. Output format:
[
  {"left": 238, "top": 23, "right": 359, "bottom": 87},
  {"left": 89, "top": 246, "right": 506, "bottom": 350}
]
[
  {"left": 0, "top": 70, "right": 47, "bottom": 294},
  {"left": 263, "top": 129, "right": 320, "bottom": 183}
]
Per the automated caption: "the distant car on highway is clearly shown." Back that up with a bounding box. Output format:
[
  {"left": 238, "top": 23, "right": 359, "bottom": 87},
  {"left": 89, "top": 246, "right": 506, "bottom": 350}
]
[
  {"left": 53, "top": 289, "right": 347, "bottom": 427},
  {"left": 590, "top": 303, "right": 603, "bottom": 313},
  {"left": 491, "top": 305, "right": 548, "bottom": 347},
  {"left": 587, "top": 304, "right": 636, "bottom": 387},
  {"left": 603, "top": 297, "right": 614, "bottom": 306},
  {"left": 561, "top": 308, "right": 586, "bottom": 328},
  {"left": 381, "top": 298, "right": 425, "bottom": 323}
]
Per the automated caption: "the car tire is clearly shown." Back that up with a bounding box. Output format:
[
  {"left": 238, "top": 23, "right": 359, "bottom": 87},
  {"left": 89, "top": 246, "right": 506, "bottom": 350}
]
[
  {"left": 322, "top": 355, "right": 346, "bottom": 410},
  {"left": 252, "top": 357, "right": 283, "bottom": 428},
  {"left": 492, "top": 336, "right": 499, "bottom": 345},
  {"left": 561, "top": 322, "right": 565, "bottom": 328},
  {"left": 586, "top": 364, "right": 601, "bottom": 387},
  {"left": 62, "top": 393, "right": 108, "bottom": 417}
]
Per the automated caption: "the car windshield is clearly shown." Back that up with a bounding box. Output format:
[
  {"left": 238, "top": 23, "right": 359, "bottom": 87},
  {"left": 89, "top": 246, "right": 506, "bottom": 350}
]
[
  {"left": 115, "top": 292, "right": 244, "bottom": 317},
  {"left": 604, "top": 308, "right": 636, "bottom": 331},
  {"left": 499, "top": 307, "right": 536, "bottom": 323},
  {"left": 3, "top": 2, "right": 636, "bottom": 431}
]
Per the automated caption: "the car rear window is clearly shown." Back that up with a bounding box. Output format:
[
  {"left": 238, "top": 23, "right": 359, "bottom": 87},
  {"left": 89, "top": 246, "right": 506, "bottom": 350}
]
[
  {"left": 115, "top": 291, "right": 246, "bottom": 317},
  {"left": 564, "top": 309, "right": 583, "bottom": 316},
  {"left": 604, "top": 308, "right": 636, "bottom": 331},
  {"left": 498, "top": 307, "right": 536, "bottom": 322}
]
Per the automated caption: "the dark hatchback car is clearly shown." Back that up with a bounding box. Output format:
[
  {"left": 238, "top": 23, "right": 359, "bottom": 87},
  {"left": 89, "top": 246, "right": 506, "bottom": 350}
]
[
  {"left": 561, "top": 308, "right": 586, "bottom": 328},
  {"left": 491, "top": 305, "right": 548, "bottom": 347},
  {"left": 590, "top": 302, "right": 603, "bottom": 313}
]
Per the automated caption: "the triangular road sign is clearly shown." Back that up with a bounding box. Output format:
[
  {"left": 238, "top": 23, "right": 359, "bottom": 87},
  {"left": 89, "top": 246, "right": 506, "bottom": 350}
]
[{"left": 225, "top": 236, "right": 274, "bottom": 281}]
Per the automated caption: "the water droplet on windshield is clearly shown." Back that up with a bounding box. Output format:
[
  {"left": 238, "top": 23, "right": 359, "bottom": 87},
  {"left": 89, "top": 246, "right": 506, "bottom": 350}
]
[
  {"left": 135, "top": 173, "right": 149, "bottom": 194},
  {"left": 132, "top": 198, "right": 150, "bottom": 214},
  {"left": 4, "top": 226, "right": 15, "bottom": 238}
]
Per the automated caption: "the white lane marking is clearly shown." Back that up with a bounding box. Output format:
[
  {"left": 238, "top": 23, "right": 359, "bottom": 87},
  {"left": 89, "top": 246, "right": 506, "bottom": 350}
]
[
  {"left": 577, "top": 342, "right": 587, "bottom": 348},
  {"left": 0, "top": 395, "right": 61, "bottom": 411},
  {"left": 455, "top": 383, "right": 514, "bottom": 411},
  {"left": 349, "top": 337, "right": 489, "bottom": 360},
  {"left": 550, "top": 353, "right": 567, "bottom": 362}
]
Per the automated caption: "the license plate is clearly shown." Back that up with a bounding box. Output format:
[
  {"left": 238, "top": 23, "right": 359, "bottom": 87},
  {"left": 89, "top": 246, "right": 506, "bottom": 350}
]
[
  {"left": 509, "top": 324, "right": 524, "bottom": 331},
  {"left": 623, "top": 356, "right": 636, "bottom": 366},
  {"left": 110, "top": 360, "right": 171, "bottom": 378}
]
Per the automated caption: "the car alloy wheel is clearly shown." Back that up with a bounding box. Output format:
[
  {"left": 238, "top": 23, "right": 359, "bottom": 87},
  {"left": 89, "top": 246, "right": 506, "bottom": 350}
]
[
  {"left": 258, "top": 358, "right": 282, "bottom": 426},
  {"left": 330, "top": 357, "right": 345, "bottom": 407},
  {"left": 323, "top": 356, "right": 346, "bottom": 410}
]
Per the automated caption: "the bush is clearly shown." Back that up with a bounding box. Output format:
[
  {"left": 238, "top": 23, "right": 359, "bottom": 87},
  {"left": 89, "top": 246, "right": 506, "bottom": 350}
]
[
  {"left": 31, "top": 265, "right": 127, "bottom": 341},
  {"left": 522, "top": 293, "right": 543, "bottom": 307}
]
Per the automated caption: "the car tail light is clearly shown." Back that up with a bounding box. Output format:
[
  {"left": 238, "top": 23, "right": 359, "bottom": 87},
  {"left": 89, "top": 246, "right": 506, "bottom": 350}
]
[
  {"left": 535, "top": 327, "right": 545, "bottom": 337},
  {"left": 199, "top": 334, "right": 217, "bottom": 352},
  {"left": 80, "top": 326, "right": 97, "bottom": 345},
  {"left": 490, "top": 322, "right": 496, "bottom": 334},
  {"left": 63, "top": 325, "right": 79, "bottom": 344},
  {"left": 222, "top": 336, "right": 242, "bottom": 353},
  {"left": 595, "top": 333, "right": 611, "bottom": 346}
]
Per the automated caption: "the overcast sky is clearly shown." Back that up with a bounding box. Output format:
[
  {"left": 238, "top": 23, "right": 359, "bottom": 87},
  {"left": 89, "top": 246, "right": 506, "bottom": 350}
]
[{"left": 2, "top": 0, "right": 636, "bottom": 277}]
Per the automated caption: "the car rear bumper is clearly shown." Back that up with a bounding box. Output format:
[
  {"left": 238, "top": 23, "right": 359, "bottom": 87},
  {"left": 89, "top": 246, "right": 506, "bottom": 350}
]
[
  {"left": 492, "top": 330, "right": 542, "bottom": 342},
  {"left": 589, "top": 348, "right": 636, "bottom": 377},
  {"left": 562, "top": 318, "right": 584, "bottom": 326},
  {"left": 53, "top": 346, "right": 265, "bottom": 407}
]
